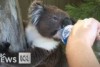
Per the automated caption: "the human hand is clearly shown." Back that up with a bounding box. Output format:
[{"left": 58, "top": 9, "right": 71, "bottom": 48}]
[{"left": 68, "top": 18, "right": 100, "bottom": 47}]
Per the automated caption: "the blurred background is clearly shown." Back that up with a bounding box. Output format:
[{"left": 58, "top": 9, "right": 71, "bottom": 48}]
[{"left": 18, "top": 0, "right": 100, "bottom": 21}]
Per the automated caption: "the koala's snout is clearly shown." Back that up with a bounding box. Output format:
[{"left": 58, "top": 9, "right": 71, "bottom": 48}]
[{"left": 53, "top": 18, "right": 73, "bottom": 41}]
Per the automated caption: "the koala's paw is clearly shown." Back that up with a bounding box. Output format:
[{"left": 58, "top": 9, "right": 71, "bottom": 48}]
[{"left": 0, "top": 42, "right": 10, "bottom": 52}]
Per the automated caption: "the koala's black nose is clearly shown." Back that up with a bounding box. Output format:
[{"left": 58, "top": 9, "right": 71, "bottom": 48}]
[{"left": 61, "top": 17, "right": 72, "bottom": 28}]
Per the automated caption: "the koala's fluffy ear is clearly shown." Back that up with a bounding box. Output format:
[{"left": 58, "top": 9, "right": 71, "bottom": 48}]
[{"left": 28, "top": 0, "right": 44, "bottom": 25}]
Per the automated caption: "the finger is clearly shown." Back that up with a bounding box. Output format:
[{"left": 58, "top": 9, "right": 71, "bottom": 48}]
[{"left": 83, "top": 18, "right": 92, "bottom": 28}]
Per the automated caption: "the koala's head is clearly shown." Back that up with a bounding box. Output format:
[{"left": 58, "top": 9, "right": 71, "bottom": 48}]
[{"left": 27, "top": 1, "right": 75, "bottom": 41}]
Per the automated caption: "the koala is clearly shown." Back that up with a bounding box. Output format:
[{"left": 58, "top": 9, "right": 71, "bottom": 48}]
[
  {"left": 25, "top": 1, "right": 75, "bottom": 67},
  {"left": 0, "top": 0, "right": 75, "bottom": 67}
]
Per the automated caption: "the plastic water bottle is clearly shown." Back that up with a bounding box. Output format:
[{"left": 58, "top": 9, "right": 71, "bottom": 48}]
[{"left": 61, "top": 25, "right": 73, "bottom": 44}]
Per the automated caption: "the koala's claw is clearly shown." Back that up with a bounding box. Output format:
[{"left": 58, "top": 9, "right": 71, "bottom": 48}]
[{"left": 0, "top": 42, "right": 10, "bottom": 52}]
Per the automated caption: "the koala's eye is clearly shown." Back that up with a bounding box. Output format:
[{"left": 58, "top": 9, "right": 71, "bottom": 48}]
[
  {"left": 53, "top": 16, "right": 58, "bottom": 20},
  {"left": 61, "top": 18, "right": 72, "bottom": 28}
]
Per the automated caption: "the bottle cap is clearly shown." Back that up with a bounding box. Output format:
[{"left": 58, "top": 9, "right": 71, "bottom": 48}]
[{"left": 61, "top": 25, "right": 73, "bottom": 44}]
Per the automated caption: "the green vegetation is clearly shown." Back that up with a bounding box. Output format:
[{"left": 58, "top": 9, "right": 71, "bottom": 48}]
[{"left": 65, "top": 0, "right": 100, "bottom": 21}]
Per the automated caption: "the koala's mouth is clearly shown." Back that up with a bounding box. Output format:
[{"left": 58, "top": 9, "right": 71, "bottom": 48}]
[
  {"left": 53, "top": 25, "right": 73, "bottom": 42},
  {"left": 53, "top": 29, "right": 63, "bottom": 41},
  {"left": 51, "top": 30, "right": 58, "bottom": 36}
]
